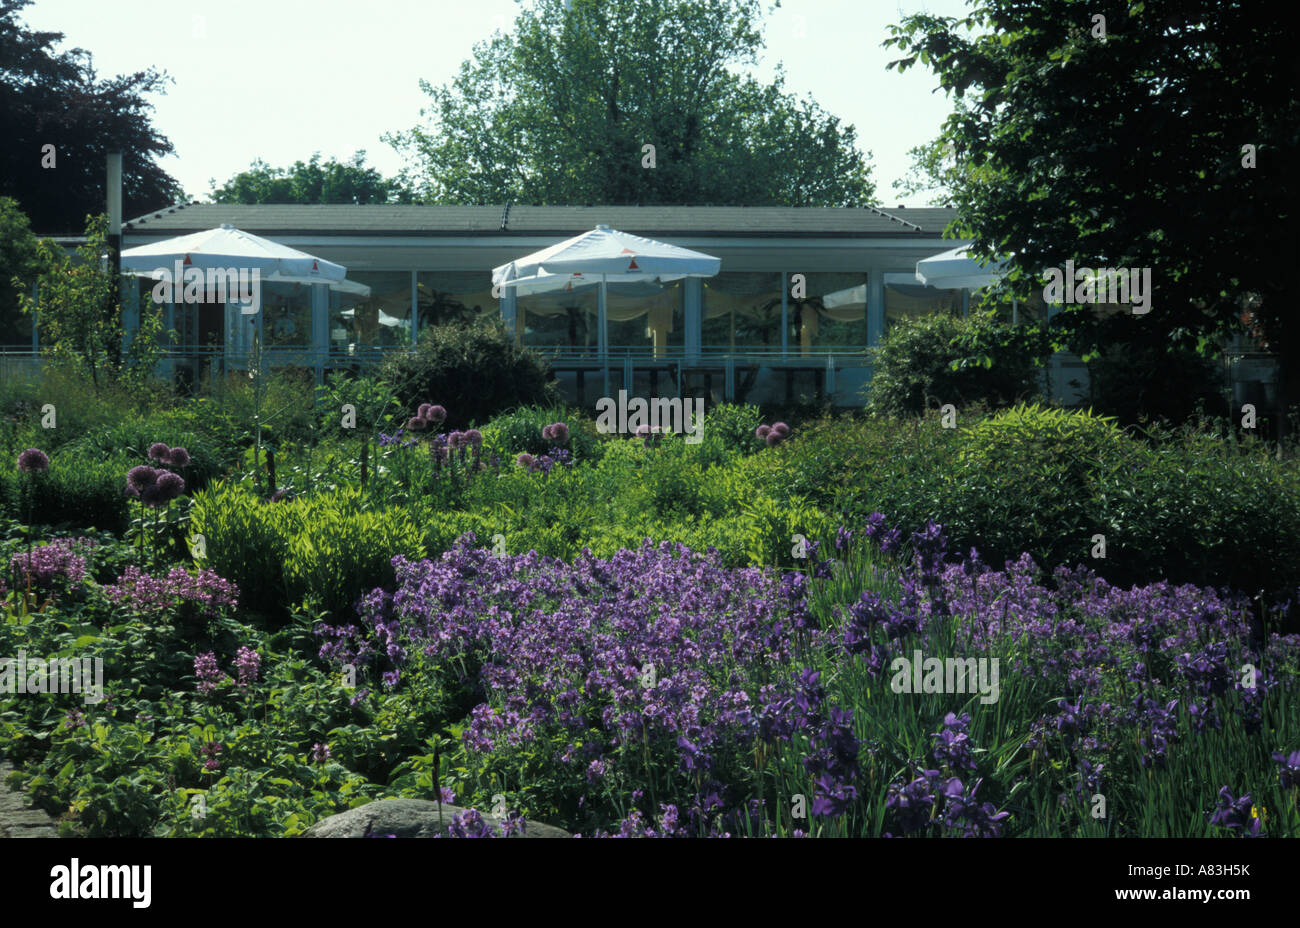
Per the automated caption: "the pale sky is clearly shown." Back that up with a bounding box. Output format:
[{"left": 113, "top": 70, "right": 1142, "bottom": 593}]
[{"left": 21, "top": 0, "right": 977, "bottom": 206}]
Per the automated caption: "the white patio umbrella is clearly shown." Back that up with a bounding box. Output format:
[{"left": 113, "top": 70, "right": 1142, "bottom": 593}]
[
  {"left": 121, "top": 223, "right": 348, "bottom": 283},
  {"left": 492, "top": 225, "right": 720, "bottom": 358},
  {"left": 916, "top": 245, "right": 1008, "bottom": 290}
]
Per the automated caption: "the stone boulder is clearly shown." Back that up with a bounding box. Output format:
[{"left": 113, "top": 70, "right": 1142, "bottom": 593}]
[{"left": 299, "top": 798, "right": 571, "bottom": 838}]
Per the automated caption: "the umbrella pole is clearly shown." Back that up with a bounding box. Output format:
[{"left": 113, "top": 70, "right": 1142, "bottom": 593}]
[{"left": 600, "top": 275, "right": 608, "bottom": 396}]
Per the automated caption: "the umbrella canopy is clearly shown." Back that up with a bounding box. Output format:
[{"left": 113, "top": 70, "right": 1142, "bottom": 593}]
[
  {"left": 916, "top": 245, "right": 1008, "bottom": 290},
  {"left": 492, "top": 224, "right": 720, "bottom": 289},
  {"left": 121, "top": 223, "right": 347, "bottom": 284}
]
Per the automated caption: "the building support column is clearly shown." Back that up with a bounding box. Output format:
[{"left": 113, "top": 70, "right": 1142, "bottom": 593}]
[
  {"left": 684, "top": 278, "right": 701, "bottom": 365},
  {"left": 312, "top": 283, "right": 329, "bottom": 385}
]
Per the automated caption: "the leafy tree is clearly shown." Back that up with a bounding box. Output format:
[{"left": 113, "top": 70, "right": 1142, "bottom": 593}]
[
  {"left": 885, "top": 0, "right": 1300, "bottom": 430},
  {"left": 0, "top": 0, "right": 184, "bottom": 232},
  {"left": 208, "top": 152, "right": 414, "bottom": 205},
  {"left": 0, "top": 196, "right": 40, "bottom": 344},
  {"left": 19, "top": 214, "right": 168, "bottom": 388},
  {"left": 892, "top": 136, "right": 960, "bottom": 207},
  {"left": 387, "top": 0, "right": 875, "bottom": 206}
]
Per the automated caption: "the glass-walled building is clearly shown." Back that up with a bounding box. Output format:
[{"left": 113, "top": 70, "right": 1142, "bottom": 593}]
[{"left": 108, "top": 203, "right": 1083, "bottom": 406}]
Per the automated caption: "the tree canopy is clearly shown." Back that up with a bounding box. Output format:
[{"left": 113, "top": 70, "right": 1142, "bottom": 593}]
[
  {"left": 0, "top": 0, "right": 183, "bottom": 233},
  {"left": 208, "top": 152, "right": 415, "bottom": 205},
  {"left": 387, "top": 0, "right": 875, "bottom": 207},
  {"left": 885, "top": 0, "right": 1298, "bottom": 404}
]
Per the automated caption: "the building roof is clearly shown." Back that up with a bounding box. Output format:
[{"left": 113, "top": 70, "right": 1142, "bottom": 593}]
[{"left": 123, "top": 203, "right": 959, "bottom": 238}]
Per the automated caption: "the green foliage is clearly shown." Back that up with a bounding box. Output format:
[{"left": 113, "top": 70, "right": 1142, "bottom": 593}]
[
  {"left": 479, "top": 405, "right": 602, "bottom": 462},
  {"left": 190, "top": 482, "right": 292, "bottom": 611},
  {"left": 1086, "top": 341, "right": 1229, "bottom": 426},
  {"left": 866, "top": 311, "right": 1047, "bottom": 417},
  {"left": 316, "top": 370, "right": 402, "bottom": 441},
  {"left": 0, "top": 451, "right": 131, "bottom": 533},
  {"left": 379, "top": 317, "right": 559, "bottom": 429},
  {"left": 0, "top": 0, "right": 183, "bottom": 233},
  {"left": 387, "top": 0, "right": 875, "bottom": 207},
  {"left": 191, "top": 482, "right": 425, "bottom": 621},
  {"left": 0, "top": 196, "right": 40, "bottom": 343},
  {"left": 941, "top": 403, "right": 1135, "bottom": 570},
  {"left": 18, "top": 216, "right": 153, "bottom": 388},
  {"left": 884, "top": 0, "right": 1298, "bottom": 405},
  {"left": 208, "top": 152, "right": 413, "bottom": 205},
  {"left": 281, "top": 489, "right": 425, "bottom": 619}
]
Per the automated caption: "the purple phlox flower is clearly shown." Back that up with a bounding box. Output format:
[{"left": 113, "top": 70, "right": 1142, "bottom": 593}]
[{"left": 233, "top": 646, "right": 261, "bottom": 689}]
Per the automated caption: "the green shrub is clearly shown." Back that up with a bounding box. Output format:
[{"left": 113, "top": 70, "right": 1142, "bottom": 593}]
[
  {"left": 694, "top": 402, "right": 764, "bottom": 467},
  {"left": 479, "top": 405, "right": 602, "bottom": 462},
  {"left": 1086, "top": 342, "right": 1229, "bottom": 426},
  {"left": 941, "top": 403, "right": 1136, "bottom": 569},
  {"left": 193, "top": 482, "right": 425, "bottom": 621},
  {"left": 1104, "top": 427, "right": 1300, "bottom": 596},
  {"left": 379, "top": 318, "right": 559, "bottom": 429},
  {"left": 866, "top": 311, "right": 1048, "bottom": 417},
  {"left": 282, "top": 490, "right": 425, "bottom": 619},
  {"left": 0, "top": 450, "right": 132, "bottom": 533},
  {"left": 316, "top": 370, "right": 403, "bottom": 441},
  {"left": 190, "top": 482, "right": 294, "bottom": 612}
]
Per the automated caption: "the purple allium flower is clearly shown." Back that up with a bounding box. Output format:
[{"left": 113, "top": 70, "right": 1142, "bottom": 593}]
[
  {"left": 464, "top": 428, "right": 483, "bottom": 447},
  {"left": 771, "top": 422, "right": 790, "bottom": 438},
  {"left": 147, "top": 442, "right": 171, "bottom": 463},
  {"left": 764, "top": 432, "right": 781, "bottom": 447},
  {"left": 755, "top": 425, "right": 771, "bottom": 440},
  {"left": 16, "top": 448, "right": 49, "bottom": 473},
  {"left": 154, "top": 470, "right": 186, "bottom": 503},
  {"left": 234, "top": 646, "right": 261, "bottom": 689},
  {"left": 426, "top": 405, "right": 447, "bottom": 425},
  {"left": 546, "top": 422, "right": 570, "bottom": 444},
  {"left": 126, "top": 465, "right": 158, "bottom": 496},
  {"left": 407, "top": 416, "right": 428, "bottom": 431},
  {"left": 417, "top": 404, "right": 434, "bottom": 420},
  {"left": 542, "top": 424, "right": 555, "bottom": 441},
  {"left": 311, "top": 742, "right": 331, "bottom": 765},
  {"left": 516, "top": 453, "right": 536, "bottom": 470},
  {"left": 166, "top": 446, "right": 191, "bottom": 467}
]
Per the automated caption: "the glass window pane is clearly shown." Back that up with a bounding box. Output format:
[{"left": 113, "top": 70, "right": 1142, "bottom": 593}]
[
  {"left": 789, "top": 272, "right": 868, "bottom": 351},
  {"left": 607, "top": 279, "right": 683, "bottom": 353},
  {"left": 703, "top": 272, "right": 783, "bottom": 351},
  {"left": 261, "top": 280, "right": 313, "bottom": 347},
  {"left": 416, "top": 271, "right": 496, "bottom": 331},
  {"left": 885, "top": 278, "right": 962, "bottom": 331},
  {"left": 519, "top": 285, "right": 597, "bottom": 354},
  {"left": 331, "top": 271, "right": 410, "bottom": 348}
]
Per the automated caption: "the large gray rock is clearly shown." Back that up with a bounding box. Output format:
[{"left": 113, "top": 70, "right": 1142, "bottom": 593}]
[{"left": 300, "top": 798, "right": 571, "bottom": 839}]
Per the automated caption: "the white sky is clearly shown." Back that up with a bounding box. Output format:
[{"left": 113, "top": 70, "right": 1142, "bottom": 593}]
[{"left": 21, "top": 0, "right": 976, "bottom": 206}]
